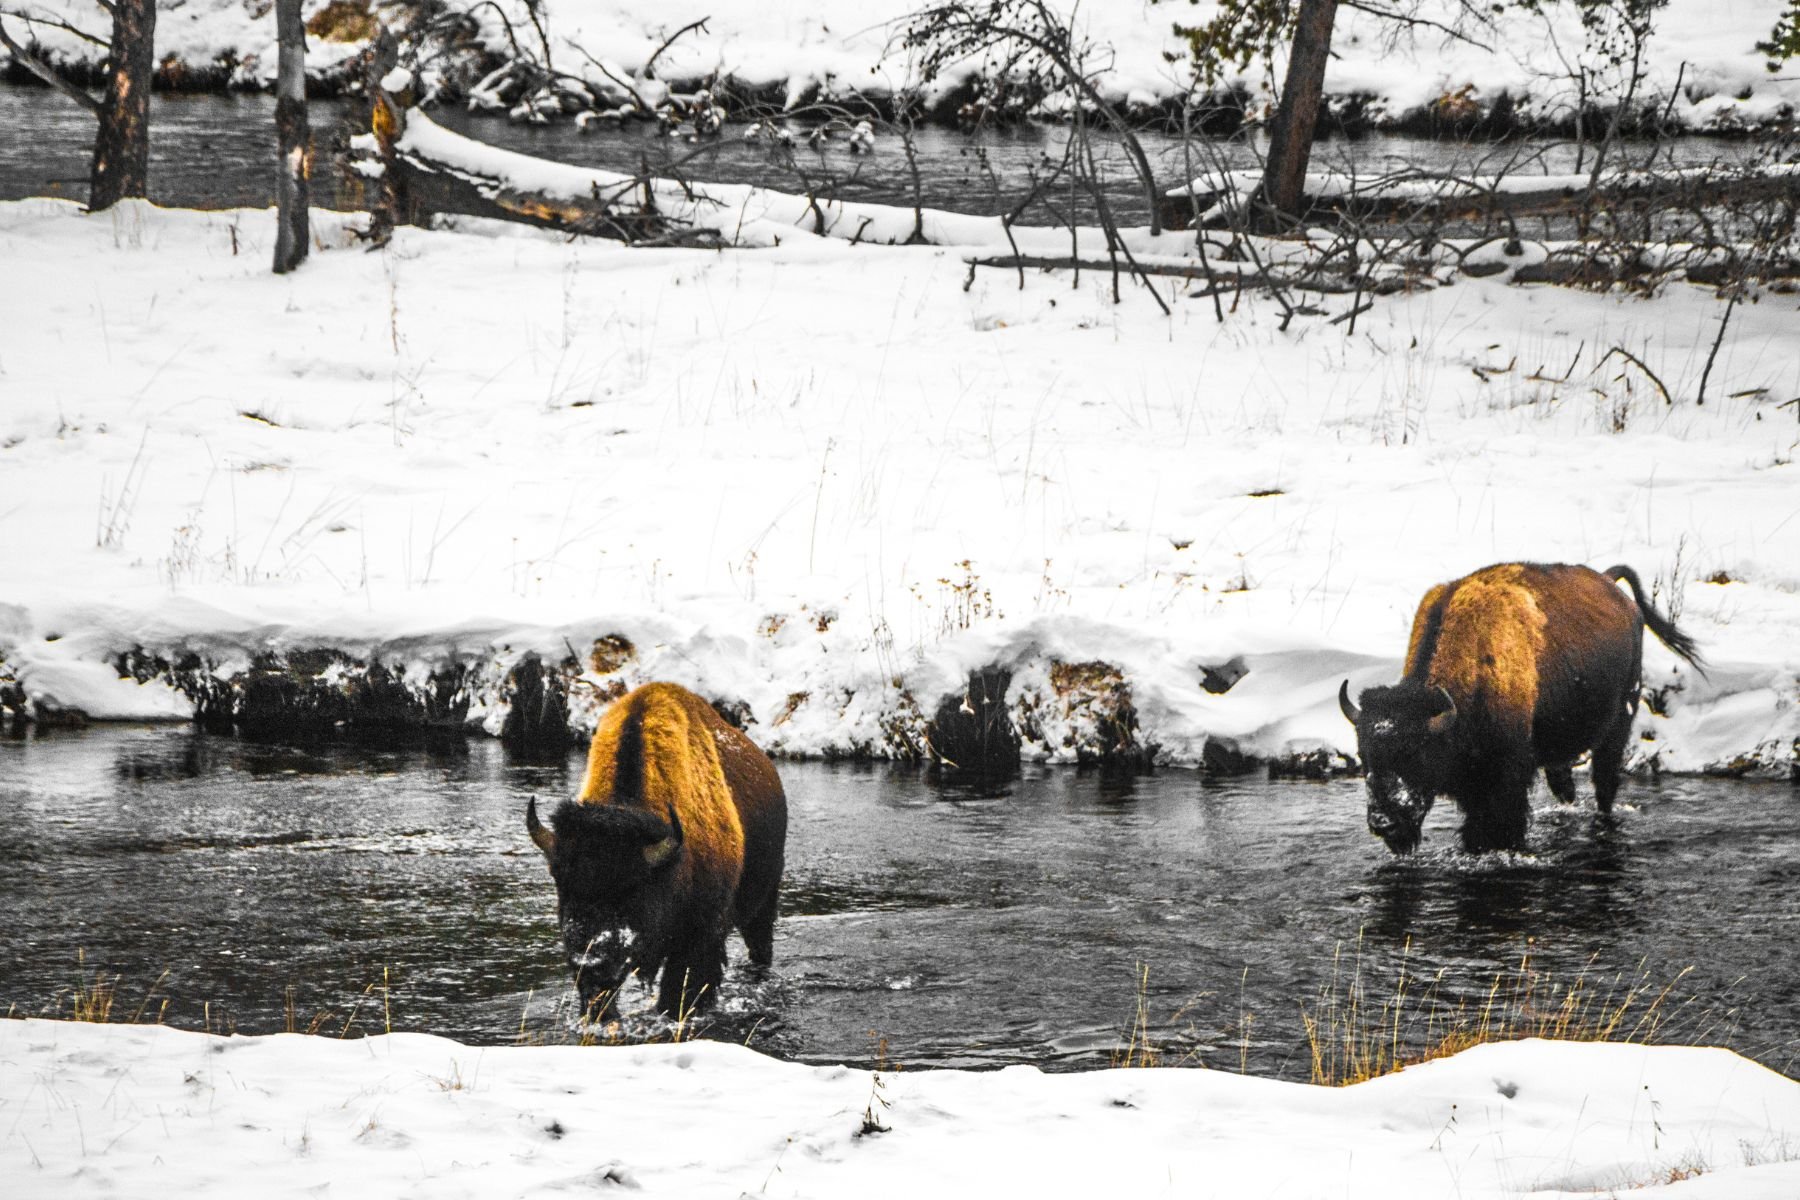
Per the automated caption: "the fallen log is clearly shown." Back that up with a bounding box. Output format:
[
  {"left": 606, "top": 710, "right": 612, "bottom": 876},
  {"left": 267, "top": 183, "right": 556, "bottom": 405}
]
[
  {"left": 1160, "top": 166, "right": 1800, "bottom": 232},
  {"left": 388, "top": 149, "right": 670, "bottom": 240},
  {"left": 963, "top": 254, "right": 1418, "bottom": 297},
  {"left": 366, "top": 76, "right": 679, "bottom": 242}
]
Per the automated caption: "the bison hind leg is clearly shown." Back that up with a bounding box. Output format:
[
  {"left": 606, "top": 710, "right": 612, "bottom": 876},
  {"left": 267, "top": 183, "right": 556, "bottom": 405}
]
[
  {"left": 1592, "top": 723, "right": 1632, "bottom": 815},
  {"left": 740, "top": 894, "right": 778, "bottom": 970},
  {"left": 1544, "top": 763, "right": 1577, "bottom": 806}
]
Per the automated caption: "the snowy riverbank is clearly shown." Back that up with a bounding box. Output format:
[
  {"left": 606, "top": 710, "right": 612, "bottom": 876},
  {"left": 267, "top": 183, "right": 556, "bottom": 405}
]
[
  {"left": 4, "top": 0, "right": 1798, "bottom": 133},
  {"left": 1, "top": 195, "right": 1798, "bottom": 774},
  {"left": 4, "top": 1018, "right": 1800, "bottom": 1198}
]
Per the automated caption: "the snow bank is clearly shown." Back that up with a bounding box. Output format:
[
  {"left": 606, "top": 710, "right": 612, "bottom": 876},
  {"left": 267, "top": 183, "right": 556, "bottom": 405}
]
[
  {"left": 5, "top": 0, "right": 1797, "bottom": 132},
  {"left": 1, "top": 0, "right": 369, "bottom": 89},
  {"left": 1, "top": 196, "right": 1796, "bottom": 774},
  {"left": 3, "top": 1018, "right": 1798, "bottom": 1198}
]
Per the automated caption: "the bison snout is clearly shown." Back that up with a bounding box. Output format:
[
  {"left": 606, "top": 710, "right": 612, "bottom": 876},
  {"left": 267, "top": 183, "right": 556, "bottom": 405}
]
[
  {"left": 563, "top": 926, "right": 637, "bottom": 1016},
  {"left": 1367, "top": 811, "right": 1423, "bottom": 854}
]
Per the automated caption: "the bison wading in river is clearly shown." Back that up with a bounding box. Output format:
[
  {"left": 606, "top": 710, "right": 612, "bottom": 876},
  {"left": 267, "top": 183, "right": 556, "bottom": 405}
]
[
  {"left": 527, "top": 682, "right": 787, "bottom": 1019},
  {"left": 1339, "top": 563, "right": 1703, "bottom": 855}
]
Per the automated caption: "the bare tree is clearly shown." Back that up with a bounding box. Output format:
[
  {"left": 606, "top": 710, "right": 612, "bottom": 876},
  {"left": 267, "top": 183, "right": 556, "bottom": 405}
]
[
  {"left": 903, "top": 0, "right": 1165, "bottom": 235},
  {"left": 1252, "top": 0, "right": 1336, "bottom": 230},
  {"left": 272, "top": 0, "right": 309, "bottom": 273},
  {"left": 0, "top": 0, "right": 158, "bottom": 210},
  {"left": 1165, "top": 1, "right": 1587, "bottom": 229}
]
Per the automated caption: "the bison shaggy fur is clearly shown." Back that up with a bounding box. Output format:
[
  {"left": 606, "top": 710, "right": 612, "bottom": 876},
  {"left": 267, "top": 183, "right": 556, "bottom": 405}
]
[
  {"left": 1340, "top": 562, "right": 1702, "bottom": 855},
  {"left": 527, "top": 682, "right": 787, "bottom": 1018}
]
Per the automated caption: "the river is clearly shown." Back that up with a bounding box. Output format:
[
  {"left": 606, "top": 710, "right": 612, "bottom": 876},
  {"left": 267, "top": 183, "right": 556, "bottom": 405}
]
[
  {"left": 3, "top": 725, "right": 1794, "bottom": 1078},
  {"left": 0, "top": 82, "right": 1766, "bottom": 228}
]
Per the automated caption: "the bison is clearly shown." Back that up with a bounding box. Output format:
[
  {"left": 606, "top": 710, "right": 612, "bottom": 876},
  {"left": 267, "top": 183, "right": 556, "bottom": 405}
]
[
  {"left": 526, "top": 682, "right": 787, "bottom": 1019},
  {"left": 1338, "top": 562, "right": 1702, "bottom": 855}
]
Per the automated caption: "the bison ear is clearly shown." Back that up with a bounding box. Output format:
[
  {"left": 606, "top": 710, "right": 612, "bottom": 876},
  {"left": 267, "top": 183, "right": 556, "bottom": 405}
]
[
  {"left": 526, "top": 797, "right": 557, "bottom": 858},
  {"left": 1338, "top": 680, "right": 1361, "bottom": 725},
  {"left": 641, "top": 804, "right": 685, "bottom": 869},
  {"left": 1426, "top": 687, "right": 1458, "bottom": 735}
]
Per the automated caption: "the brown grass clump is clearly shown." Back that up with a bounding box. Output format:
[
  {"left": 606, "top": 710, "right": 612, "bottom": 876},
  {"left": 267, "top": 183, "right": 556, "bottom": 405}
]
[
  {"left": 306, "top": 0, "right": 377, "bottom": 42},
  {"left": 37, "top": 954, "right": 173, "bottom": 1026},
  {"left": 1112, "top": 963, "right": 1162, "bottom": 1068},
  {"left": 1302, "top": 934, "right": 1720, "bottom": 1087},
  {"left": 1110, "top": 965, "right": 1210, "bottom": 1069}
]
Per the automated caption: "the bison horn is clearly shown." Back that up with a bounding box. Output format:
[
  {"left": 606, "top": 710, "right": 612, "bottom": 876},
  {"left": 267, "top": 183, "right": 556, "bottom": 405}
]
[
  {"left": 1338, "top": 680, "right": 1360, "bottom": 724},
  {"left": 526, "top": 796, "right": 556, "bottom": 857},
  {"left": 1426, "top": 687, "right": 1458, "bottom": 735},
  {"left": 642, "top": 804, "right": 685, "bottom": 868}
]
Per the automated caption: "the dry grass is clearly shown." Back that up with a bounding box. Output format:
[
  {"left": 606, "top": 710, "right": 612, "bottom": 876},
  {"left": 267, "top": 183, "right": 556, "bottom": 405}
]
[
  {"left": 1301, "top": 934, "right": 1724, "bottom": 1087},
  {"left": 1111, "top": 964, "right": 1210, "bottom": 1069},
  {"left": 1112, "top": 963, "right": 1162, "bottom": 1068},
  {"left": 304, "top": 0, "right": 377, "bottom": 43},
  {"left": 45, "top": 953, "right": 171, "bottom": 1026},
  {"left": 12, "top": 955, "right": 400, "bottom": 1041}
]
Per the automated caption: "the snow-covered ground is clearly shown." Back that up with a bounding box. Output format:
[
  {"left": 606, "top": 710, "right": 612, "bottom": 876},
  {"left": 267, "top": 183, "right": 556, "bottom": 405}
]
[
  {"left": 4, "top": 0, "right": 1797, "bottom": 131},
  {"left": 2, "top": 194, "right": 1797, "bottom": 771},
  {"left": 4, "top": 1019, "right": 1799, "bottom": 1198}
]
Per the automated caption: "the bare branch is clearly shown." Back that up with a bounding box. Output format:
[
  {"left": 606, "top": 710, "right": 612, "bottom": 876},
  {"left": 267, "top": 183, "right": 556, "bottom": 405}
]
[
  {"left": 569, "top": 42, "right": 649, "bottom": 110},
  {"left": 1339, "top": 0, "right": 1496, "bottom": 53},
  {"left": 1595, "top": 345, "right": 1671, "bottom": 406},
  {"left": 3, "top": 9, "right": 109, "bottom": 46},
  {"left": 641, "top": 17, "right": 708, "bottom": 83},
  {"left": 0, "top": 16, "right": 102, "bottom": 114}
]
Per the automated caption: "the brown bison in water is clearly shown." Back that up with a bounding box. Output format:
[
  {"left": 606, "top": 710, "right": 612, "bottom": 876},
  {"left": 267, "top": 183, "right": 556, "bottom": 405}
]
[
  {"left": 1339, "top": 563, "right": 1702, "bottom": 854},
  {"left": 527, "top": 682, "right": 787, "bottom": 1018}
]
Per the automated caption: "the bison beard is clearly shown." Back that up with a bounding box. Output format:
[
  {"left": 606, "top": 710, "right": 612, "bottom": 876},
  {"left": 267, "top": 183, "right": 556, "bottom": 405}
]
[
  {"left": 1340, "top": 562, "right": 1703, "bottom": 855},
  {"left": 527, "top": 682, "right": 787, "bottom": 1020}
]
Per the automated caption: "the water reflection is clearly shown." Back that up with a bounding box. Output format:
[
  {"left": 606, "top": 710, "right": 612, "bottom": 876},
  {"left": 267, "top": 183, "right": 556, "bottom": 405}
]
[{"left": 0, "top": 726, "right": 1794, "bottom": 1077}]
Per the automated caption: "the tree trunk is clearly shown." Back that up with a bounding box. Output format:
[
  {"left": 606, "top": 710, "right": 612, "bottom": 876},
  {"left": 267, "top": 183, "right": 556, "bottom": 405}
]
[
  {"left": 272, "top": 0, "right": 310, "bottom": 273},
  {"left": 89, "top": 0, "right": 157, "bottom": 211},
  {"left": 1251, "top": 0, "right": 1337, "bottom": 232}
]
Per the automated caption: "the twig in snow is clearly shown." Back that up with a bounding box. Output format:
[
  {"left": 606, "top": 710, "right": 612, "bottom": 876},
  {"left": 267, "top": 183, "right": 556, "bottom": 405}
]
[
  {"left": 1596, "top": 345, "right": 1671, "bottom": 406},
  {"left": 1694, "top": 292, "right": 1739, "bottom": 408}
]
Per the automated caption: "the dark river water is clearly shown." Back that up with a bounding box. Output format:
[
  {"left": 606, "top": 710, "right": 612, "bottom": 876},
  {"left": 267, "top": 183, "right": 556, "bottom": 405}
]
[
  {"left": 2, "top": 725, "right": 1795, "bottom": 1079},
  {"left": 0, "top": 82, "right": 1764, "bottom": 227}
]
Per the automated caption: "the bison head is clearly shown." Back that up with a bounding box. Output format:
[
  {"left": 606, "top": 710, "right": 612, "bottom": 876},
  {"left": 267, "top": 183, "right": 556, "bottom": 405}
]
[
  {"left": 1339, "top": 680, "right": 1457, "bottom": 854},
  {"left": 527, "top": 797, "right": 684, "bottom": 1020}
]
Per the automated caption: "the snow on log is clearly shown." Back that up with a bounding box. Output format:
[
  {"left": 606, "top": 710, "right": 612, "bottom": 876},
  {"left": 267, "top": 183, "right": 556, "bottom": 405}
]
[
  {"left": 379, "top": 106, "right": 1010, "bottom": 248},
  {"left": 1165, "top": 164, "right": 1800, "bottom": 229}
]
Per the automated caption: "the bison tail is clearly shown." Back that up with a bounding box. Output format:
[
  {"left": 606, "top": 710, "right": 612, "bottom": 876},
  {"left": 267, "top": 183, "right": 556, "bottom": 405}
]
[{"left": 1604, "top": 564, "right": 1707, "bottom": 674}]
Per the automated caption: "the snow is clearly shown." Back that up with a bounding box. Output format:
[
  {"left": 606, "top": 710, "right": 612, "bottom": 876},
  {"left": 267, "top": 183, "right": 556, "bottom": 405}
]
[
  {"left": 3, "top": 1019, "right": 1798, "bottom": 1198},
  {"left": 1, "top": 192, "right": 1797, "bottom": 771},
  {"left": 5, "top": 0, "right": 1798, "bottom": 131},
  {"left": 5, "top": 11, "right": 1799, "bottom": 1184}
]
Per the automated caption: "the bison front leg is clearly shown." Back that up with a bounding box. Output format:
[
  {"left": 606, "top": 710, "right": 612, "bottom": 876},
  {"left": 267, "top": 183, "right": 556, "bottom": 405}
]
[
  {"left": 1459, "top": 763, "right": 1534, "bottom": 853},
  {"left": 657, "top": 935, "right": 729, "bottom": 1018},
  {"left": 739, "top": 892, "right": 778, "bottom": 970}
]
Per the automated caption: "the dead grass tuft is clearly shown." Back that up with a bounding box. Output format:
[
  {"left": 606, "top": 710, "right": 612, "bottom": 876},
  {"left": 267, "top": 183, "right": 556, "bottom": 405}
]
[
  {"left": 1302, "top": 934, "right": 1720, "bottom": 1087},
  {"left": 305, "top": 0, "right": 377, "bottom": 43}
]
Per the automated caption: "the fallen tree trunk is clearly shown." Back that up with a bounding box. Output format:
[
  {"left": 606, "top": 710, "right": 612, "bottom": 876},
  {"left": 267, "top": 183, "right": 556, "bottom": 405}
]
[
  {"left": 368, "top": 82, "right": 673, "bottom": 241},
  {"left": 964, "top": 254, "right": 1417, "bottom": 296},
  {"left": 388, "top": 146, "right": 672, "bottom": 240},
  {"left": 1162, "top": 168, "right": 1800, "bottom": 232}
]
